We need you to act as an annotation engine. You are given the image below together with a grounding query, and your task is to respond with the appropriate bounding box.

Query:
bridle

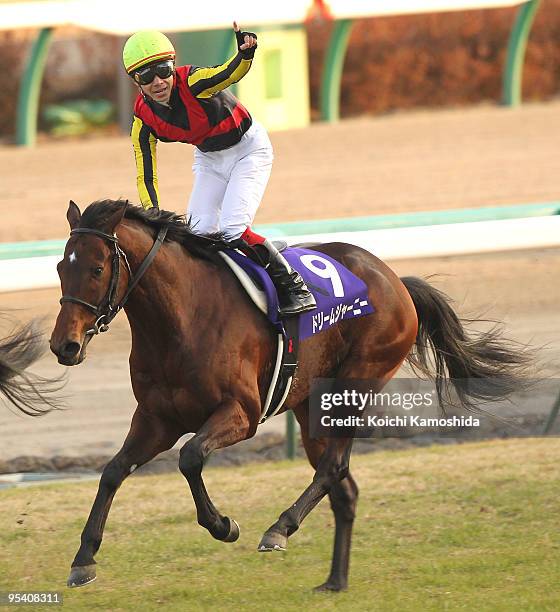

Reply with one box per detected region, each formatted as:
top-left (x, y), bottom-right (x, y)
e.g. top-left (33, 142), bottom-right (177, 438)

top-left (60, 225), bottom-right (168, 336)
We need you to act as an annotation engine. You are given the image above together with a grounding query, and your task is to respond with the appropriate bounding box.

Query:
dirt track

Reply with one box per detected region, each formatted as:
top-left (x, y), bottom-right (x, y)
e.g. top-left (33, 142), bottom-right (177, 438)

top-left (1, 101), bottom-right (559, 462)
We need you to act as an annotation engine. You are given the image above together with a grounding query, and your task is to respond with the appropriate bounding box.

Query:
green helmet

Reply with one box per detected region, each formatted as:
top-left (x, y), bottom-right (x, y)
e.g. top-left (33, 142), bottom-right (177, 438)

top-left (122, 31), bottom-right (176, 74)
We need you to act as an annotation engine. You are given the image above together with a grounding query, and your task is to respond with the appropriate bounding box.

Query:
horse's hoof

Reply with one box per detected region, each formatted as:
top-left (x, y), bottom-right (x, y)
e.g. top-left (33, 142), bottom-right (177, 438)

top-left (313, 581), bottom-right (346, 593)
top-left (257, 530), bottom-right (287, 552)
top-left (222, 517), bottom-right (240, 543)
top-left (67, 564), bottom-right (97, 588)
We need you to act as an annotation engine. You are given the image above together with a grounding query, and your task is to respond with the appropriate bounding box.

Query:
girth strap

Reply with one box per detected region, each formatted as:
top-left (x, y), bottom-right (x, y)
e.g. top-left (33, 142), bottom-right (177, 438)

top-left (259, 317), bottom-right (300, 423)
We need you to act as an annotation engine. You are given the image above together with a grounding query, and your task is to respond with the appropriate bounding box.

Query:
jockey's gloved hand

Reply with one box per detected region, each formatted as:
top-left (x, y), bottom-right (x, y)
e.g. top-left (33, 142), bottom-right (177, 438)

top-left (234, 22), bottom-right (258, 59)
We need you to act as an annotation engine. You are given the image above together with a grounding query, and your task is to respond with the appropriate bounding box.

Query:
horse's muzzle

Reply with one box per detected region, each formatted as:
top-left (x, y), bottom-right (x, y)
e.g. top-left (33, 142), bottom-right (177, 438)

top-left (50, 337), bottom-right (87, 366)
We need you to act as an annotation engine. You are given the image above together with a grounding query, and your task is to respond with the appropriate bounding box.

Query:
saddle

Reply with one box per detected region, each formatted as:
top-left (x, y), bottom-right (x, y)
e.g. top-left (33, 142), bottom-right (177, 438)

top-left (219, 243), bottom-right (375, 424)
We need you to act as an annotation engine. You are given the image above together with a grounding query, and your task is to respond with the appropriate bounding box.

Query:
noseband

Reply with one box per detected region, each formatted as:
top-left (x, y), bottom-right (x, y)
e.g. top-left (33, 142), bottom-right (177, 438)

top-left (60, 226), bottom-right (168, 335)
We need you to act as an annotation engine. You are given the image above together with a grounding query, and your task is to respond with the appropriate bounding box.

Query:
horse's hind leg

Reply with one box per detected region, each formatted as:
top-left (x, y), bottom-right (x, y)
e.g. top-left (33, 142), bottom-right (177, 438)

top-left (259, 343), bottom-right (407, 590)
top-left (318, 473), bottom-right (358, 592)
top-left (258, 432), bottom-right (354, 554)
top-left (68, 409), bottom-right (179, 588)
top-left (299, 408), bottom-right (359, 591)
top-left (259, 404), bottom-right (358, 591)
top-left (178, 399), bottom-right (256, 542)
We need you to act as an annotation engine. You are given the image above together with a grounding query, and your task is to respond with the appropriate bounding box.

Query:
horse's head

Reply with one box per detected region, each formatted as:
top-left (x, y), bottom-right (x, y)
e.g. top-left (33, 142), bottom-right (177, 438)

top-left (50, 200), bottom-right (128, 365)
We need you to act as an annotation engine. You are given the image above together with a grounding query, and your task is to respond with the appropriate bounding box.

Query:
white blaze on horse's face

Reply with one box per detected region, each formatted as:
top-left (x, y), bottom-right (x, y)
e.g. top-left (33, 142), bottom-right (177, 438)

top-left (68, 251), bottom-right (77, 264)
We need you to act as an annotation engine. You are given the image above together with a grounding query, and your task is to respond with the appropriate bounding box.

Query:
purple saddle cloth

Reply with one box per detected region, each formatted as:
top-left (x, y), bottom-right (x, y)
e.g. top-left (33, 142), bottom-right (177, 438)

top-left (224, 246), bottom-right (375, 340)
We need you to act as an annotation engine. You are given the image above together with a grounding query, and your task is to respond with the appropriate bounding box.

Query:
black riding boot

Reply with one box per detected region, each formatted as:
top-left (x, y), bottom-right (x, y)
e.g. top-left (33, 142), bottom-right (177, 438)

top-left (254, 240), bottom-right (317, 317)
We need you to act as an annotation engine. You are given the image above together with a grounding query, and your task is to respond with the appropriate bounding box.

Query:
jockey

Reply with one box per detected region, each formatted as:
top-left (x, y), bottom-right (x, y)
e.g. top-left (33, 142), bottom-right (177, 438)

top-left (122, 26), bottom-right (316, 317)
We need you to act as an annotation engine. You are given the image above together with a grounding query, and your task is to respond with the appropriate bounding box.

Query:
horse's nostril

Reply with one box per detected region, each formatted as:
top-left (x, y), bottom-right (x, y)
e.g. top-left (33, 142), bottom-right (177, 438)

top-left (61, 341), bottom-right (81, 359)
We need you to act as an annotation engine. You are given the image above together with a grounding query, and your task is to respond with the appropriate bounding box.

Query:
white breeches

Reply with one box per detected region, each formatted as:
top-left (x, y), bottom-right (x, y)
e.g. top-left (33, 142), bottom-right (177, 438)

top-left (187, 120), bottom-right (274, 241)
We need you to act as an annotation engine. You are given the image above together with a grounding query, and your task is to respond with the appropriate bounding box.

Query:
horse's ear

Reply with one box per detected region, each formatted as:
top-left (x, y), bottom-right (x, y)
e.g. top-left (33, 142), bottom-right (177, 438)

top-left (67, 200), bottom-right (81, 230)
top-left (104, 200), bottom-right (128, 234)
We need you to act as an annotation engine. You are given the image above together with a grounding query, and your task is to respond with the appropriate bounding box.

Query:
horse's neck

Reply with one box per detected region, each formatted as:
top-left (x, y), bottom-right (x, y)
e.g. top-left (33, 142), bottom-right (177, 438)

top-left (121, 230), bottom-right (218, 351)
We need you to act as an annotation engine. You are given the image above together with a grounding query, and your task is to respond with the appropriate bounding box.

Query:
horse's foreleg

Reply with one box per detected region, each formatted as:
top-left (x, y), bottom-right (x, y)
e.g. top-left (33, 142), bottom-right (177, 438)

top-left (68, 409), bottom-right (178, 588)
top-left (258, 435), bottom-right (354, 554)
top-left (179, 400), bottom-right (255, 542)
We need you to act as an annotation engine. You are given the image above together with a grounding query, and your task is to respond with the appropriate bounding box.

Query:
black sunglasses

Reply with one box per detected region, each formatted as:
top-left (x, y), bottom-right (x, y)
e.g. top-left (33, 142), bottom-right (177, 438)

top-left (133, 60), bottom-right (175, 85)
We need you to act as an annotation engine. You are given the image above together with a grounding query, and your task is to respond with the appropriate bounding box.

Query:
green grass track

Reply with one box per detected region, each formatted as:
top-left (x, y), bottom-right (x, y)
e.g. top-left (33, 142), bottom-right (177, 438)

top-left (1, 438), bottom-right (559, 611)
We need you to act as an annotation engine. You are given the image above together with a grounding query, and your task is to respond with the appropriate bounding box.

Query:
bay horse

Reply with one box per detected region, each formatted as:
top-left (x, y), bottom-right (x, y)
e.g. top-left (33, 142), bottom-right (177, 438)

top-left (50, 199), bottom-right (529, 591)
top-left (0, 316), bottom-right (62, 415)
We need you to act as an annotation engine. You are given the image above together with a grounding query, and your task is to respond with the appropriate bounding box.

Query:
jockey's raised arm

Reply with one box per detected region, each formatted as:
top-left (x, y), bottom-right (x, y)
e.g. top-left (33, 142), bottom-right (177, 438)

top-left (123, 27), bottom-right (316, 317)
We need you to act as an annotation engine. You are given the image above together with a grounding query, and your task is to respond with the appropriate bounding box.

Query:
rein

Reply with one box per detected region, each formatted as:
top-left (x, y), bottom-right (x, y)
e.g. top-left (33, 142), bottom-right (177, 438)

top-left (60, 225), bottom-right (168, 335)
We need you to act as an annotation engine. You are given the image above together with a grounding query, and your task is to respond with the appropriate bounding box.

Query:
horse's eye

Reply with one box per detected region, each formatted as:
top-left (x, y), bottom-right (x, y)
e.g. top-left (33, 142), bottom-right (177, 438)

top-left (93, 266), bottom-right (103, 277)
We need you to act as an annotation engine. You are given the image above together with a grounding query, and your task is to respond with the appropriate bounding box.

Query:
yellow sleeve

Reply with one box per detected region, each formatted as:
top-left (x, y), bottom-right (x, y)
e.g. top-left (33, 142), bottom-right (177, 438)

top-left (131, 116), bottom-right (159, 209)
top-left (187, 52), bottom-right (252, 99)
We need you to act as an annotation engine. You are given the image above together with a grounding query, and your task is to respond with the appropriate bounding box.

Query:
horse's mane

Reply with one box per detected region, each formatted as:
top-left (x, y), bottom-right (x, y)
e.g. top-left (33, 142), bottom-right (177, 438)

top-left (80, 199), bottom-right (230, 261)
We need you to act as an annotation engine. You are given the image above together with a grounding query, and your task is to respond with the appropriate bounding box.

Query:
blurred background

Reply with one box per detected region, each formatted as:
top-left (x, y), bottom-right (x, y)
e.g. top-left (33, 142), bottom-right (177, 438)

top-left (1, 0), bottom-right (559, 473)
top-left (0, 1), bottom-right (559, 142)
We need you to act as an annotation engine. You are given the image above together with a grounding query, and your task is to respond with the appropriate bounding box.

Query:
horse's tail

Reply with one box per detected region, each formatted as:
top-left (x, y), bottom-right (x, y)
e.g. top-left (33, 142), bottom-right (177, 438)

top-left (0, 319), bottom-right (64, 416)
top-left (400, 276), bottom-right (532, 412)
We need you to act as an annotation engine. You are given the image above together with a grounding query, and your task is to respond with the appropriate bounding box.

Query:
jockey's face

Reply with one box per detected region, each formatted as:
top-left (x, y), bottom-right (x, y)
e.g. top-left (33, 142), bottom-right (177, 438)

top-left (140, 73), bottom-right (174, 105)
